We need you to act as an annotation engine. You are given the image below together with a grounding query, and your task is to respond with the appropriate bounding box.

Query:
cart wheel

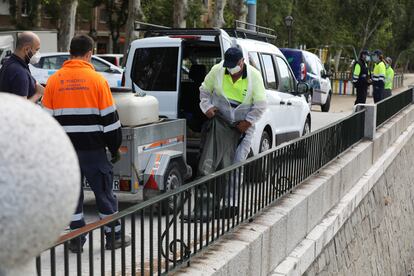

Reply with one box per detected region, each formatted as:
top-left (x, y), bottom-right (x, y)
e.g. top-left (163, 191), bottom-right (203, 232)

top-left (161, 161), bottom-right (184, 215)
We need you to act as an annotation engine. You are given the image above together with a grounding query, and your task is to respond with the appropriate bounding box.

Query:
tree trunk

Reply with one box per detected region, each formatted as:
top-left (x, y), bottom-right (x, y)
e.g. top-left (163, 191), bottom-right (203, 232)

top-left (15, 0), bottom-right (22, 25)
top-left (212, 0), bottom-right (226, 27)
top-left (334, 49), bottom-right (342, 72)
top-left (228, 0), bottom-right (247, 22)
top-left (58, 0), bottom-right (78, 52)
top-left (35, 1), bottom-right (42, 29)
top-left (173, 0), bottom-right (187, 28)
top-left (123, 0), bottom-right (144, 65)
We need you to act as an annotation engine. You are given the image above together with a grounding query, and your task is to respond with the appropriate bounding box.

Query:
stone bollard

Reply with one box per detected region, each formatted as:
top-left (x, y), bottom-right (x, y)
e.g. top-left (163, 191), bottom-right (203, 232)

top-left (0, 94), bottom-right (80, 276)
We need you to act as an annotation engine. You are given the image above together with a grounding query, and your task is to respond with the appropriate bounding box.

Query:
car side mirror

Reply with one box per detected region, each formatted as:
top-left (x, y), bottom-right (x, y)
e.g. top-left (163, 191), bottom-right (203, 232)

top-left (296, 82), bottom-right (309, 94)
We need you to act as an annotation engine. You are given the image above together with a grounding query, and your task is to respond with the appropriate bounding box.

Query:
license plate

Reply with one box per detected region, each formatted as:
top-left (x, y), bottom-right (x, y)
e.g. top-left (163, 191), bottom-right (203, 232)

top-left (82, 177), bottom-right (120, 191)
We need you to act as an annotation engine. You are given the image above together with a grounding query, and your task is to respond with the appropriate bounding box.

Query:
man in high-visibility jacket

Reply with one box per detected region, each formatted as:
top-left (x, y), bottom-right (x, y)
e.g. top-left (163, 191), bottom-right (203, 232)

top-left (198, 47), bottom-right (266, 214)
top-left (384, 57), bottom-right (394, 99)
top-left (200, 47), bottom-right (267, 163)
top-left (372, 49), bottom-right (387, 103)
top-left (352, 50), bottom-right (371, 105)
top-left (42, 35), bottom-right (130, 253)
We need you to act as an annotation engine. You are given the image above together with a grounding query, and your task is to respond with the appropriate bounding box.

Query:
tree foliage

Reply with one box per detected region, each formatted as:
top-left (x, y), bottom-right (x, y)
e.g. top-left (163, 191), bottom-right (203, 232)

top-left (6, 0), bottom-right (414, 69)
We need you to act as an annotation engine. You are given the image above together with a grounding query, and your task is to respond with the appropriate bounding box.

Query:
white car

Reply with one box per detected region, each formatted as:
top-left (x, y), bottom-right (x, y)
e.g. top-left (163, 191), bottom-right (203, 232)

top-left (96, 54), bottom-right (124, 68)
top-left (29, 52), bottom-right (123, 87)
top-left (123, 28), bottom-right (311, 169)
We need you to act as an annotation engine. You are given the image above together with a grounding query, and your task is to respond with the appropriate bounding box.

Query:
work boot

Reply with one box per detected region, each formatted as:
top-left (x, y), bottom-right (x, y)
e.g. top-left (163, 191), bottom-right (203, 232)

top-left (218, 206), bottom-right (239, 219)
top-left (105, 235), bottom-right (131, 250)
top-left (181, 188), bottom-right (215, 222)
top-left (68, 236), bottom-right (86, 254)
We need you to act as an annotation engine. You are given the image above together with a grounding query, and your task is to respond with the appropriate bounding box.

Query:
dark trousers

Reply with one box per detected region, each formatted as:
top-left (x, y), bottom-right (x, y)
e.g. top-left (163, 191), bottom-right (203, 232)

top-left (373, 85), bottom-right (384, 103)
top-left (355, 85), bottom-right (368, 105)
top-left (384, 89), bottom-right (392, 99)
top-left (70, 148), bottom-right (120, 241)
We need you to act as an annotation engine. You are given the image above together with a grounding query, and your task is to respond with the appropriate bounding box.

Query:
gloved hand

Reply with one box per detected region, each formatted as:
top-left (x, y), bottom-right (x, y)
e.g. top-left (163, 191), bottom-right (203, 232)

top-left (111, 150), bottom-right (121, 164)
top-left (236, 120), bottom-right (252, 133)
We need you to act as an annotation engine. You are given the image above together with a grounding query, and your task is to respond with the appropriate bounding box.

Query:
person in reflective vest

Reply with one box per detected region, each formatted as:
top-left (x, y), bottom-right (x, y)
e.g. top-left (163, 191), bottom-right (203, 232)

top-left (42, 35), bottom-right (130, 253)
top-left (352, 50), bottom-right (371, 105)
top-left (200, 47), bottom-right (267, 163)
top-left (372, 49), bottom-right (387, 103)
top-left (384, 57), bottom-right (394, 99)
top-left (197, 47), bottom-right (267, 216)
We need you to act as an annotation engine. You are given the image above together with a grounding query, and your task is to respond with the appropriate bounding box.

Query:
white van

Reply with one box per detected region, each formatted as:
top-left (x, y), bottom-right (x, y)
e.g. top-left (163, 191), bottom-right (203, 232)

top-left (123, 27), bottom-right (311, 170)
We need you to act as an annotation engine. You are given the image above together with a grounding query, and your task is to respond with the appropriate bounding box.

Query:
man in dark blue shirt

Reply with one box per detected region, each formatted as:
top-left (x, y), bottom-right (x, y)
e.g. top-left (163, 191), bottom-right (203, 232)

top-left (0, 31), bottom-right (43, 102)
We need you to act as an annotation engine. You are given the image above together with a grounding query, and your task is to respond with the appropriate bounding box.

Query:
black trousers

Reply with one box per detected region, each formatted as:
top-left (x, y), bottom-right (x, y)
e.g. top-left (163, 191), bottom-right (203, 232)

top-left (373, 85), bottom-right (384, 103)
top-left (355, 85), bottom-right (368, 105)
top-left (384, 89), bottom-right (392, 99)
top-left (70, 148), bottom-right (120, 241)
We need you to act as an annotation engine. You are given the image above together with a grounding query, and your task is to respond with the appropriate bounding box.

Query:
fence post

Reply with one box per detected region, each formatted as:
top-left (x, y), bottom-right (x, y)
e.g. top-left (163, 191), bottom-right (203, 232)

top-left (355, 104), bottom-right (377, 139)
top-left (409, 85), bottom-right (414, 103)
top-left (0, 94), bottom-right (80, 275)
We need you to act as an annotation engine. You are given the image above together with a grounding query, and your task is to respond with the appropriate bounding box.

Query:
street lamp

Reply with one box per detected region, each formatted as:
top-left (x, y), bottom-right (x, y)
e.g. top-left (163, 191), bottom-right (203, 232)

top-left (284, 15), bottom-right (294, 48)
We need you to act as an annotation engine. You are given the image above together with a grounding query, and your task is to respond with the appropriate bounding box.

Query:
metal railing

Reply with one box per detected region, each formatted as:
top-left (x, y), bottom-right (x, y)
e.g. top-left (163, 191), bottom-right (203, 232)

top-left (36, 110), bottom-right (366, 276)
top-left (376, 88), bottom-right (413, 128)
top-left (331, 72), bottom-right (404, 95)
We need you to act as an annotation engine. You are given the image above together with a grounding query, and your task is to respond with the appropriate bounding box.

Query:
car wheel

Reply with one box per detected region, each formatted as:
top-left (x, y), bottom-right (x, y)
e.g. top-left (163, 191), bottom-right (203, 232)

top-left (302, 117), bottom-right (311, 136)
top-left (259, 131), bottom-right (271, 153)
top-left (307, 92), bottom-right (312, 109)
top-left (295, 117), bottom-right (311, 159)
top-left (321, 93), bottom-right (331, 112)
top-left (161, 161), bottom-right (183, 215)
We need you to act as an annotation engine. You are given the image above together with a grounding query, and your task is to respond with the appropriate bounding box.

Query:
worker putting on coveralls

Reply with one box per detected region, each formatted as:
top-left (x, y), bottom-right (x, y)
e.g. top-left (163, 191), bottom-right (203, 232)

top-left (187, 47), bottom-right (266, 221)
top-left (372, 49), bottom-right (387, 103)
top-left (352, 50), bottom-right (371, 105)
top-left (42, 35), bottom-right (130, 253)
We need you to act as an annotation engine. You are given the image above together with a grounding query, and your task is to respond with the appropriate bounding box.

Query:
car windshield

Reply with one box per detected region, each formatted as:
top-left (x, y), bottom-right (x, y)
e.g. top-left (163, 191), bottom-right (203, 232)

top-left (131, 47), bottom-right (179, 91)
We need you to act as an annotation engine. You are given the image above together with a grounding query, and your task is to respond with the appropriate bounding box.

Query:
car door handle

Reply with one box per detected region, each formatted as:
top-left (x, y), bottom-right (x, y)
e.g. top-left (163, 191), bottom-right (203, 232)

top-left (280, 101), bottom-right (286, 105)
top-left (287, 102), bottom-right (292, 106)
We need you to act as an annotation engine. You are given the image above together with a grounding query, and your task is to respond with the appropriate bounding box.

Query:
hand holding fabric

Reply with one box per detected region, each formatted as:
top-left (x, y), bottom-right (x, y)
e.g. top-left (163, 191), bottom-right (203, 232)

top-left (236, 120), bottom-right (251, 133)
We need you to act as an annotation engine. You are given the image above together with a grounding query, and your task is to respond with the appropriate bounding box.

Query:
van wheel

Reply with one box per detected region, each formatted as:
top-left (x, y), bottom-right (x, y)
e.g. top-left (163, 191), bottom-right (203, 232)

top-left (321, 93), bottom-right (331, 112)
top-left (306, 91), bottom-right (312, 108)
top-left (161, 161), bottom-right (183, 215)
top-left (246, 131), bottom-right (271, 183)
top-left (303, 118), bottom-right (311, 136)
top-left (259, 131), bottom-right (271, 153)
top-left (295, 118), bottom-right (311, 159)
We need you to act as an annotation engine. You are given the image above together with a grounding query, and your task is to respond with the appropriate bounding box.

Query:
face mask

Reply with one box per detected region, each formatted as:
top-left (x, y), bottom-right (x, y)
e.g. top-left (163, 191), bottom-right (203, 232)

top-left (372, 55), bottom-right (379, 63)
top-left (228, 65), bottom-right (242, 75)
top-left (29, 51), bottom-right (41, 65)
top-left (364, 56), bottom-right (371, 62)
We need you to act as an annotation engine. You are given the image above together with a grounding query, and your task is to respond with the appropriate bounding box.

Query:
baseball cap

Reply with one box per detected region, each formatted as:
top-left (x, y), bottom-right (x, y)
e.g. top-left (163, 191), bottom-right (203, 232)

top-left (223, 47), bottom-right (243, 68)
top-left (372, 49), bottom-right (383, 56)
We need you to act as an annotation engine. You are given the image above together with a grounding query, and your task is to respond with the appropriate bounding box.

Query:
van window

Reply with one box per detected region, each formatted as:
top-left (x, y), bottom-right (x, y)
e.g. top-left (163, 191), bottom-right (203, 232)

top-left (261, 54), bottom-right (277, 90)
top-left (132, 47), bottom-right (179, 91)
top-left (248, 52), bottom-right (262, 72)
top-left (275, 56), bottom-right (295, 93)
top-left (303, 53), bottom-right (315, 75)
top-left (316, 60), bottom-right (325, 76)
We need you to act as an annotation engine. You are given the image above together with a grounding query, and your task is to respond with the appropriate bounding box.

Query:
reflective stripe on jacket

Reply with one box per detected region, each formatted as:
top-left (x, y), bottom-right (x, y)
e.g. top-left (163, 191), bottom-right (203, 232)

top-left (42, 59), bottom-right (122, 154)
top-left (372, 61), bottom-right (386, 85)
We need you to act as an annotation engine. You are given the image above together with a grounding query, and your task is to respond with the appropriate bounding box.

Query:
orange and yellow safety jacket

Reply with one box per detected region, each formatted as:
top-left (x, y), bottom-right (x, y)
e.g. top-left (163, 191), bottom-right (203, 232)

top-left (42, 59), bottom-right (122, 154)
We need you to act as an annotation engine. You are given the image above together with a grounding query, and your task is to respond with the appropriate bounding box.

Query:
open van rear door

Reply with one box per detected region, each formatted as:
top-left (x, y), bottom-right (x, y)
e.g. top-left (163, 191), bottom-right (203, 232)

top-left (128, 39), bottom-right (182, 118)
top-left (220, 29), bottom-right (233, 55)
